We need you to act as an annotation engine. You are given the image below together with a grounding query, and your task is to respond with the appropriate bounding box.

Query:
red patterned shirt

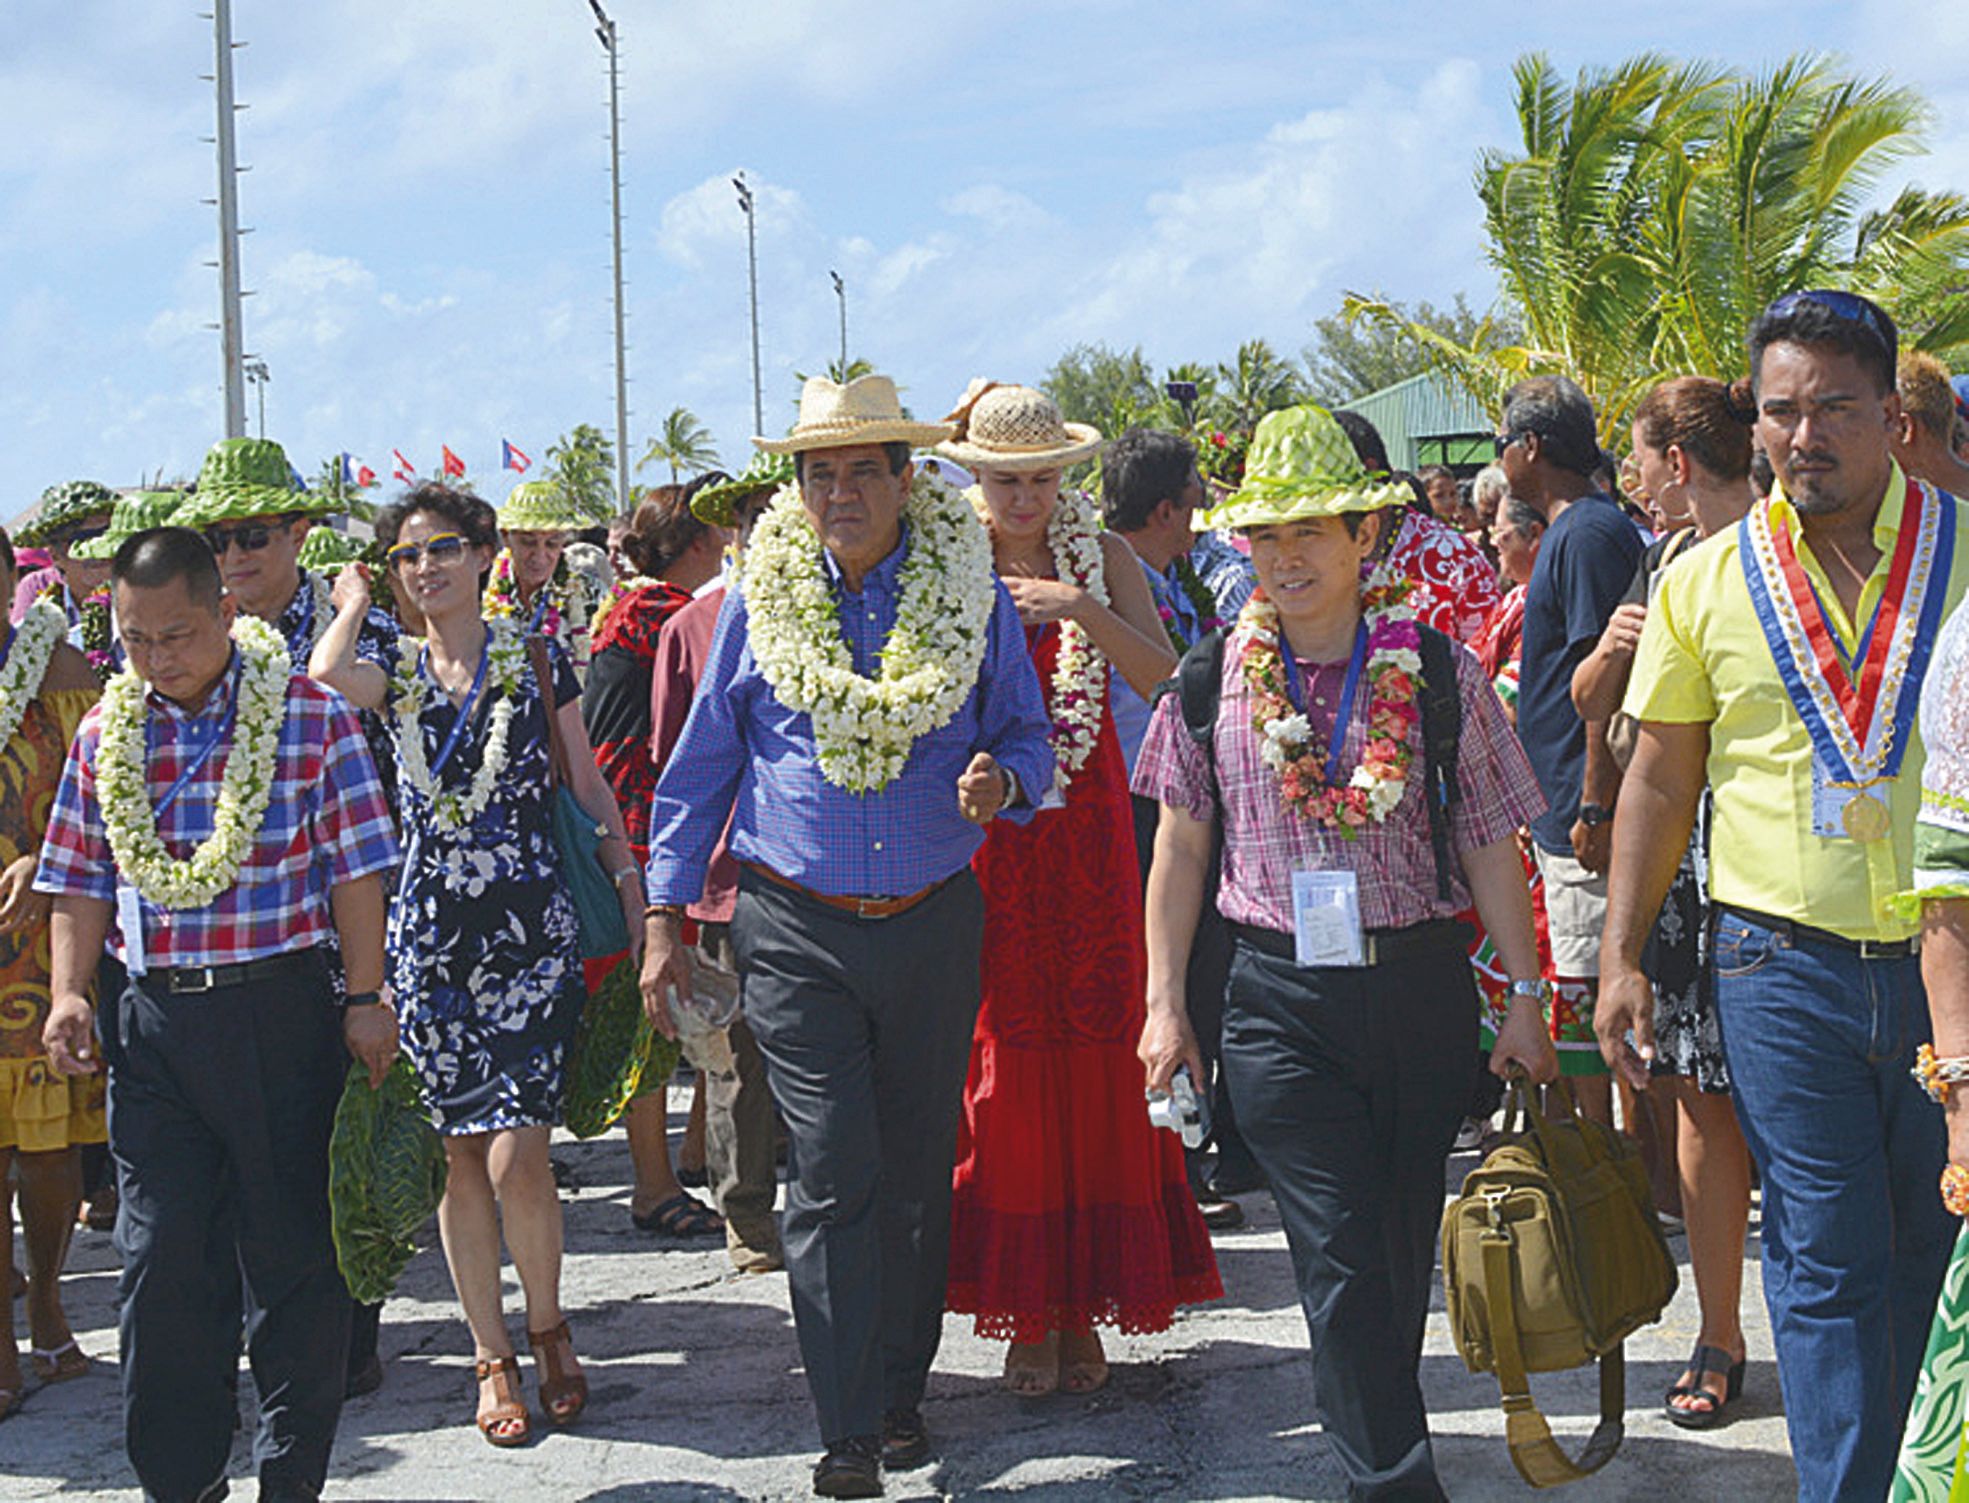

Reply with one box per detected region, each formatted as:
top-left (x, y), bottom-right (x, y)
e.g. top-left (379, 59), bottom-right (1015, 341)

top-left (1131, 625), bottom-right (1544, 933)
top-left (1384, 510), bottom-right (1501, 644)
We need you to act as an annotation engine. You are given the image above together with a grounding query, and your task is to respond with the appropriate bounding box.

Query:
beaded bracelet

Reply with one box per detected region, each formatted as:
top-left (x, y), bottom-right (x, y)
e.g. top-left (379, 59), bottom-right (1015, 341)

top-left (1943, 1164), bottom-right (1969, 1218)
top-left (1913, 1044), bottom-right (1969, 1105)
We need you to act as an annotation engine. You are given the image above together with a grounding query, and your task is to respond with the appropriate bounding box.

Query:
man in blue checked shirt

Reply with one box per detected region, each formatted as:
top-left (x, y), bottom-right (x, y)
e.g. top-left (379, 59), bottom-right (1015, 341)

top-left (37, 527), bottom-right (398, 1503)
top-left (641, 374), bottom-right (1053, 1500)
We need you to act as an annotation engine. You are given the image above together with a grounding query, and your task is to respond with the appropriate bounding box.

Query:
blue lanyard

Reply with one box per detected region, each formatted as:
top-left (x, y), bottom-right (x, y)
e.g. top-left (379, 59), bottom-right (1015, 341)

top-left (1280, 621), bottom-right (1368, 785)
top-left (528, 590), bottom-right (551, 634)
top-left (425, 638), bottom-right (491, 780)
top-left (148, 657), bottom-right (243, 820)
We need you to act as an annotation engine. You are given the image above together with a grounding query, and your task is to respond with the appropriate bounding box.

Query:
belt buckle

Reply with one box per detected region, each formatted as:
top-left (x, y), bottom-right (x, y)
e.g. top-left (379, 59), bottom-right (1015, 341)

top-left (855, 896), bottom-right (886, 920)
top-left (171, 966), bottom-right (217, 994)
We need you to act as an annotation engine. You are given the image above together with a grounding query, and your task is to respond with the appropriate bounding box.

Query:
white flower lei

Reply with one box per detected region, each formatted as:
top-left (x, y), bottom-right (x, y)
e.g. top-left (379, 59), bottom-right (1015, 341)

top-left (96, 614), bottom-right (291, 909)
top-left (970, 487), bottom-right (1109, 788)
top-left (743, 468), bottom-right (996, 792)
top-left (391, 616), bottom-right (529, 831)
top-left (0, 599), bottom-right (66, 751)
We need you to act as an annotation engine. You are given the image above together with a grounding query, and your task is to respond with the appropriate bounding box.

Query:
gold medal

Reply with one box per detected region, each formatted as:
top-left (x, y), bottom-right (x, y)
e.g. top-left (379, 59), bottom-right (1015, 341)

top-left (1841, 791), bottom-right (1891, 842)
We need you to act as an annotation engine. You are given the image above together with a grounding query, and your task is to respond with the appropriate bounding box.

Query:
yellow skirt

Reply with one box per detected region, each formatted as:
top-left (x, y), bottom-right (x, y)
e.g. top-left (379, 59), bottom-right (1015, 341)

top-left (0, 1055), bottom-right (107, 1153)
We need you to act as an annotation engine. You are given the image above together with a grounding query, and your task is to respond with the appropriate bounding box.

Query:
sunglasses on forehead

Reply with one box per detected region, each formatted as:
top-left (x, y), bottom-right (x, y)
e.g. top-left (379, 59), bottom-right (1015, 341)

top-left (386, 533), bottom-right (468, 570)
top-left (1766, 288), bottom-right (1894, 346)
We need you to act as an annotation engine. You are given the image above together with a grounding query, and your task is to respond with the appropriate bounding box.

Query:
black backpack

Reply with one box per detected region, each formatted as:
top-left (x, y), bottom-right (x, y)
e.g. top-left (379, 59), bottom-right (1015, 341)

top-left (1160, 624), bottom-right (1465, 901)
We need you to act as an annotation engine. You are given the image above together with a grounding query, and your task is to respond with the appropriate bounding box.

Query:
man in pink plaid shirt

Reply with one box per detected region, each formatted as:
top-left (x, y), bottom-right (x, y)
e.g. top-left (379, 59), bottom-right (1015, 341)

top-left (35, 527), bottom-right (397, 1503)
top-left (1134, 405), bottom-right (1556, 1503)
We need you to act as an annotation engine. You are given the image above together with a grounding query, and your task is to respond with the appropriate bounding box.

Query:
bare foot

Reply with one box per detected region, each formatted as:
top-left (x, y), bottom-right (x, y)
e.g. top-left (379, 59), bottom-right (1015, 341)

top-left (1060, 1328), bottom-right (1108, 1394)
top-left (1002, 1333), bottom-right (1059, 1397)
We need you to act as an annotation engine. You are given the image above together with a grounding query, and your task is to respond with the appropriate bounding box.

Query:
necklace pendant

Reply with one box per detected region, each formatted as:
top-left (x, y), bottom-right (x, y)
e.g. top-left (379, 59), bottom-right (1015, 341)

top-left (1841, 791), bottom-right (1891, 842)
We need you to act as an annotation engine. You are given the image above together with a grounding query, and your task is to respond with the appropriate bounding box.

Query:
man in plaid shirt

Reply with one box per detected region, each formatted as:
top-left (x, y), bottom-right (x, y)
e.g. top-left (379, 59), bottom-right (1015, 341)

top-left (35, 528), bottom-right (397, 1503)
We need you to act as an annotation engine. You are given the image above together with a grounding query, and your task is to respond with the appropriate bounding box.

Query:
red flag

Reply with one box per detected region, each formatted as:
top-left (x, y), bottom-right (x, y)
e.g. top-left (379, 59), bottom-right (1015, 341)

top-left (391, 449), bottom-right (417, 482)
top-left (441, 446), bottom-right (466, 478)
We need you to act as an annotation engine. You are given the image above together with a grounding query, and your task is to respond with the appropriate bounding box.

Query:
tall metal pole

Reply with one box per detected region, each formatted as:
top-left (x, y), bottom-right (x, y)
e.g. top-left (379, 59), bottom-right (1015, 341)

top-left (734, 174), bottom-right (762, 435)
top-left (590, 2), bottom-right (630, 515)
top-left (830, 270), bottom-right (847, 375)
top-left (212, 0), bottom-right (247, 438)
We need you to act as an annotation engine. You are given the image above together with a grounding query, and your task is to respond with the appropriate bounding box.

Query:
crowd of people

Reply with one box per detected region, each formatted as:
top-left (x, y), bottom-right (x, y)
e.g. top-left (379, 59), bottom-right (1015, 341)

top-left (5, 287), bottom-right (1969, 1502)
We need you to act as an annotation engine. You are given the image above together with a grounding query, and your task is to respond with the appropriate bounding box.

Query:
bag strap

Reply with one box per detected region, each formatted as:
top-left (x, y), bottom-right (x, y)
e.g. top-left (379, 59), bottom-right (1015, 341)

top-left (1418, 625), bottom-right (1463, 903)
top-left (1152, 627), bottom-right (1228, 812)
top-left (526, 635), bottom-right (573, 791)
top-left (1480, 1225), bottom-right (1626, 1487)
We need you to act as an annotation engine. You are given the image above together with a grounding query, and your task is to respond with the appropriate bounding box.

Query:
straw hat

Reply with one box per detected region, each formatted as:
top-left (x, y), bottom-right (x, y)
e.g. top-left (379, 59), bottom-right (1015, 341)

top-left (691, 453), bottom-right (794, 527)
top-left (70, 491), bottom-right (188, 560)
top-left (497, 480), bottom-right (585, 533)
top-left (175, 438), bottom-right (336, 529)
top-left (15, 479), bottom-right (118, 547)
top-left (1198, 405), bottom-right (1410, 531)
top-left (935, 380), bottom-right (1103, 472)
top-left (754, 374), bottom-right (954, 456)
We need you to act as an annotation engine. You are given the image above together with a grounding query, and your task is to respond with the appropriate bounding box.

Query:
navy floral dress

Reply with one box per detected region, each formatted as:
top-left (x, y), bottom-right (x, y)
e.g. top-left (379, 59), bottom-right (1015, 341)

top-left (387, 633), bottom-right (585, 1134)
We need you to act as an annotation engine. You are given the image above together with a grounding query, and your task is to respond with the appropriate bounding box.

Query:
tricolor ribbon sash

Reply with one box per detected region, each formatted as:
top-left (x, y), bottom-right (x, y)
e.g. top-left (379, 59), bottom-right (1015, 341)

top-left (1740, 478), bottom-right (1954, 797)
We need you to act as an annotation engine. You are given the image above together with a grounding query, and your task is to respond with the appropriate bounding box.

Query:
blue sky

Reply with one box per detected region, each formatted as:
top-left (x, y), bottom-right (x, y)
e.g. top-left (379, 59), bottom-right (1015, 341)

top-left (4, 0), bottom-right (1966, 518)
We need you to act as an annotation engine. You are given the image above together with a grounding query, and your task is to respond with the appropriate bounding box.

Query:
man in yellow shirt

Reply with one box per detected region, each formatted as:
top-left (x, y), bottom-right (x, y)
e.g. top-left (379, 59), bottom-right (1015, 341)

top-left (1600, 290), bottom-right (1964, 1501)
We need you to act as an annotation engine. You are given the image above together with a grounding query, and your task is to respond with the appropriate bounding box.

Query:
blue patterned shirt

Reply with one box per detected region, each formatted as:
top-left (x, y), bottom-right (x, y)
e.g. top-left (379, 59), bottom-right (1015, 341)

top-left (645, 532), bottom-right (1055, 902)
top-left (1111, 535), bottom-right (1258, 772)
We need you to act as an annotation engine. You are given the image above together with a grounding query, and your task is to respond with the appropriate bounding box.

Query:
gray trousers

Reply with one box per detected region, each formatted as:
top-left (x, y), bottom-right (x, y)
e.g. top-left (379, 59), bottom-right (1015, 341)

top-left (730, 867), bottom-right (984, 1445)
top-left (692, 926), bottom-right (782, 1265)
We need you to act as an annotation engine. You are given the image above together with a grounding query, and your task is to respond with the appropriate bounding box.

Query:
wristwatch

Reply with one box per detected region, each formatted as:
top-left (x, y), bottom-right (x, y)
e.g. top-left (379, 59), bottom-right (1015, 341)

top-left (1507, 978), bottom-right (1554, 1007)
top-left (340, 989), bottom-right (385, 1012)
top-left (1577, 802), bottom-right (1614, 827)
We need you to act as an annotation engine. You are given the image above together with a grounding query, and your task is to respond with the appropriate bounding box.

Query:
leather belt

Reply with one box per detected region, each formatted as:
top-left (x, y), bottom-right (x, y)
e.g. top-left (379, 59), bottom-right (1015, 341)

top-left (1715, 904), bottom-right (1919, 960)
top-left (741, 862), bottom-right (947, 921)
top-left (157, 949), bottom-right (317, 995)
top-left (1231, 918), bottom-right (1468, 968)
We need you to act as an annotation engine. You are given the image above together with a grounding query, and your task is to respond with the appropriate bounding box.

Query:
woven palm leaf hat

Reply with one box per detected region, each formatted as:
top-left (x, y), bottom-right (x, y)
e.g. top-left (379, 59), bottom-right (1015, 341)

top-left (496, 479), bottom-right (587, 533)
top-left (753, 373), bottom-right (954, 455)
top-left (691, 453), bottom-right (795, 527)
top-left (295, 525), bottom-right (368, 572)
top-left (935, 379), bottom-right (1104, 472)
top-left (1198, 403), bottom-right (1410, 531)
top-left (176, 438), bottom-right (337, 528)
top-left (70, 491), bottom-right (189, 560)
top-left (15, 479), bottom-right (118, 547)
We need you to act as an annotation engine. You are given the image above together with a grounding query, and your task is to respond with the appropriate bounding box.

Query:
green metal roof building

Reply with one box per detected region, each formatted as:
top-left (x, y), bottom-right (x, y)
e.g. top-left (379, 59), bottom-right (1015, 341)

top-left (1337, 371), bottom-right (1494, 475)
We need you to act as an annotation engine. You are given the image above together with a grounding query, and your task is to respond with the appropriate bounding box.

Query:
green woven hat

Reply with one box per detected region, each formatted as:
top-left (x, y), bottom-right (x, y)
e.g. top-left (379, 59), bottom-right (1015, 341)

top-left (1198, 404), bottom-right (1410, 531)
top-left (70, 490), bottom-right (187, 559)
top-left (690, 453), bottom-right (794, 526)
top-left (497, 479), bottom-right (584, 533)
top-left (177, 438), bottom-right (334, 527)
top-left (16, 479), bottom-right (118, 547)
top-left (296, 525), bottom-right (368, 573)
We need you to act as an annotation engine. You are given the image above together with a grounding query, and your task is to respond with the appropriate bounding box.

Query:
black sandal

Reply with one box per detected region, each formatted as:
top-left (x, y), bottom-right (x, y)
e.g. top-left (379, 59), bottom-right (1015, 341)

top-left (1663, 1343), bottom-right (1745, 1429)
top-left (631, 1192), bottom-right (724, 1239)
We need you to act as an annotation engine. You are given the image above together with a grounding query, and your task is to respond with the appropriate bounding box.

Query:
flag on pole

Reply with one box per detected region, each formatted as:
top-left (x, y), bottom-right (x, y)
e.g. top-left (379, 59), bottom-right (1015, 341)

top-left (391, 449), bottom-right (417, 482)
top-left (341, 453), bottom-right (378, 488)
top-left (441, 446), bottom-right (466, 479)
top-left (289, 465), bottom-right (310, 491)
top-left (501, 439), bottom-right (532, 473)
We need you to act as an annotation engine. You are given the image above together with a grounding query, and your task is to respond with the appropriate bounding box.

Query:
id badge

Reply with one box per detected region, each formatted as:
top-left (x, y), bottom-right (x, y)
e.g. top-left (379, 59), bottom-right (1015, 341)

top-left (115, 881), bottom-right (147, 977)
top-left (1809, 760), bottom-right (1893, 842)
top-left (1291, 869), bottom-right (1368, 968)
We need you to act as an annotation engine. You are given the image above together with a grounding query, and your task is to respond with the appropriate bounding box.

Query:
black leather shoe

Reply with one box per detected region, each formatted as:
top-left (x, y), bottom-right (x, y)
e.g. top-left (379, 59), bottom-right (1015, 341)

top-left (882, 1407), bottom-right (930, 1470)
top-left (813, 1436), bottom-right (883, 1498)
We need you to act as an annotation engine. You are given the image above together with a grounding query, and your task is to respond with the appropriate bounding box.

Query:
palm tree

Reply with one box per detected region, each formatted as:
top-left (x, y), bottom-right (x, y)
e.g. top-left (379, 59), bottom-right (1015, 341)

top-left (638, 407), bottom-right (721, 484)
top-left (545, 424), bottom-right (617, 520)
top-left (1211, 340), bottom-right (1308, 433)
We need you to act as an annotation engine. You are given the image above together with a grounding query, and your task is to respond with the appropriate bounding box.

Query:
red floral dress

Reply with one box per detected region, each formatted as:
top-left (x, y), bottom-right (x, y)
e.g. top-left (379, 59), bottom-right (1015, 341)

top-left (1384, 510), bottom-right (1500, 644)
top-left (948, 625), bottom-right (1222, 1342)
top-left (581, 580), bottom-right (694, 864)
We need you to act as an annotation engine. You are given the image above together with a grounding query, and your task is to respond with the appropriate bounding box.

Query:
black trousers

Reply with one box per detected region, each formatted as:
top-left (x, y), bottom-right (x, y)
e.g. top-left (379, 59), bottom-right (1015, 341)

top-left (1221, 929), bottom-right (1474, 1503)
top-left (100, 952), bottom-right (351, 1503)
top-left (731, 867), bottom-right (984, 1446)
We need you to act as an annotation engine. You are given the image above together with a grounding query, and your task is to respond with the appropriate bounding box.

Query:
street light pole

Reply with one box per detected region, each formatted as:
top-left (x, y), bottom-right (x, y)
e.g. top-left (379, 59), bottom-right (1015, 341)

top-left (244, 359), bottom-right (269, 438)
top-left (734, 173), bottom-right (763, 436)
top-left (210, 0), bottom-right (247, 438)
top-left (588, 0), bottom-right (630, 515)
top-left (830, 270), bottom-right (847, 376)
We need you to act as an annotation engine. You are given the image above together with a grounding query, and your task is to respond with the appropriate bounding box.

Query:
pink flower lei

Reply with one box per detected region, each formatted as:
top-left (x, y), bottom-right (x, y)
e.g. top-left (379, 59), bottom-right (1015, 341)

top-left (1238, 577), bottom-right (1422, 835)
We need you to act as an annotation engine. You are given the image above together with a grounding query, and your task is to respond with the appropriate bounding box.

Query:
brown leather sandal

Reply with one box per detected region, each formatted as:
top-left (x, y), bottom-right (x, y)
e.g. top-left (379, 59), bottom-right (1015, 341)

top-left (474, 1355), bottom-right (530, 1447)
top-left (527, 1320), bottom-right (587, 1426)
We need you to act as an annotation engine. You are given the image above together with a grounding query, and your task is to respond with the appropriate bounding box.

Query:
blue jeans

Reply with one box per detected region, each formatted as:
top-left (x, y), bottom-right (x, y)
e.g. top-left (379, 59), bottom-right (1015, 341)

top-left (1713, 913), bottom-right (1952, 1502)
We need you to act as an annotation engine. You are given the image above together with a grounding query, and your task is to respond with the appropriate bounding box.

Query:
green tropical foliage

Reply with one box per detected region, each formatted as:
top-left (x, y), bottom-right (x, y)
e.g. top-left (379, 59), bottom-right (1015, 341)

top-left (638, 406), bottom-right (721, 484)
top-left (545, 423), bottom-right (618, 519)
top-left (1346, 52), bottom-right (1969, 439)
top-left (1303, 295), bottom-right (1516, 404)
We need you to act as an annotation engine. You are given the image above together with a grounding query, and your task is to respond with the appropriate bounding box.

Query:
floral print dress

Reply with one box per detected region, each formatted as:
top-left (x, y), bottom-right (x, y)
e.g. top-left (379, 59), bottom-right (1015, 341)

top-left (387, 634), bottom-right (585, 1134)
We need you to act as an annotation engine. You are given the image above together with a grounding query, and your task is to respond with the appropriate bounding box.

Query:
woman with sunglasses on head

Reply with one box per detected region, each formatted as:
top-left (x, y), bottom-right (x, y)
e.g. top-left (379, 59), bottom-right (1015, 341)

top-left (311, 482), bottom-right (643, 1449)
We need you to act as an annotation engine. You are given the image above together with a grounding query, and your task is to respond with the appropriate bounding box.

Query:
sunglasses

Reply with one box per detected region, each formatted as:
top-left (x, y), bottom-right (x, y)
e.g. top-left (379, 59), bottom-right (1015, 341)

top-left (1766, 289), bottom-right (1894, 347)
top-left (203, 521), bottom-right (284, 554)
top-left (58, 525), bottom-right (109, 547)
top-left (386, 533), bottom-right (467, 570)
top-left (1493, 432), bottom-right (1524, 457)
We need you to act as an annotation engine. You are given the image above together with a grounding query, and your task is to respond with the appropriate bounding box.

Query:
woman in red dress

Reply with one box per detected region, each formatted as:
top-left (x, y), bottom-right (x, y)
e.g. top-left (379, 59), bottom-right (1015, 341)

top-left (939, 383), bottom-right (1221, 1396)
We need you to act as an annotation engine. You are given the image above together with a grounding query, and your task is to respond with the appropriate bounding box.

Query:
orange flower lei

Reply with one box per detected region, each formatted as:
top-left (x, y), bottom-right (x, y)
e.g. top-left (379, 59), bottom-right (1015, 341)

top-left (1238, 577), bottom-right (1422, 835)
top-left (1943, 1163), bottom-right (1969, 1217)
